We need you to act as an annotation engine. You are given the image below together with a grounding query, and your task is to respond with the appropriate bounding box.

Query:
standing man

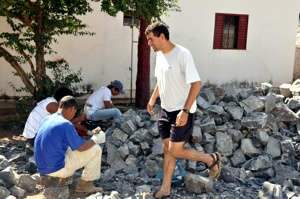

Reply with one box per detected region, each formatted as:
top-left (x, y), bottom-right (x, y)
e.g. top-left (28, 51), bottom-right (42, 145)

top-left (84, 80), bottom-right (124, 123)
top-left (34, 96), bottom-right (105, 193)
top-left (146, 22), bottom-right (221, 198)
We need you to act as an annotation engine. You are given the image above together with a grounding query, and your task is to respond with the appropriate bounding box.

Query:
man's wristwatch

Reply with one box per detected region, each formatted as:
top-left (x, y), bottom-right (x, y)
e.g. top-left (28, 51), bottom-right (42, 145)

top-left (182, 108), bottom-right (189, 113)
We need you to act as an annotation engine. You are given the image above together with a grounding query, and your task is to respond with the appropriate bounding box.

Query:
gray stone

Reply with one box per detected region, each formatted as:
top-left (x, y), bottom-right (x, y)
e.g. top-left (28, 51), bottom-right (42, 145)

top-left (286, 96), bottom-right (300, 110)
top-left (199, 118), bottom-right (216, 133)
top-left (149, 123), bottom-right (159, 137)
top-left (255, 129), bottom-right (269, 145)
top-left (201, 88), bottom-right (216, 104)
top-left (203, 133), bottom-right (215, 153)
top-left (279, 83), bottom-right (292, 97)
top-left (187, 160), bottom-right (197, 172)
top-left (216, 132), bottom-right (233, 156)
top-left (0, 157), bottom-right (9, 171)
top-left (264, 94), bottom-right (277, 113)
top-left (273, 163), bottom-right (300, 184)
top-left (106, 143), bottom-right (126, 171)
top-left (240, 95), bottom-right (265, 113)
top-left (124, 156), bottom-right (138, 173)
top-left (120, 119), bottom-right (137, 135)
top-left (0, 167), bottom-right (19, 187)
top-left (151, 138), bottom-right (163, 155)
top-left (150, 105), bottom-right (161, 121)
top-left (117, 144), bottom-right (130, 159)
top-left (271, 103), bottom-right (299, 122)
top-left (227, 129), bottom-right (243, 143)
top-left (128, 142), bottom-right (140, 156)
top-left (112, 128), bottom-right (128, 143)
top-left (224, 105), bottom-right (244, 120)
top-left (253, 167), bottom-right (275, 179)
top-left (18, 174), bottom-right (37, 193)
top-left (241, 139), bottom-right (261, 156)
top-left (239, 88), bottom-right (253, 100)
top-left (223, 85), bottom-right (240, 101)
top-left (43, 186), bottom-right (70, 199)
top-left (220, 166), bottom-right (239, 183)
top-left (244, 155), bottom-right (273, 171)
top-left (241, 112), bottom-right (268, 129)
top-left (265, 137), bottom-right (281, 158)
top-left (144, 159), bottom-right (160, 177)
top-left (197, 96), bottom-right (210, 109)
top-left (8, 152), bottom-right (26, 163)
top-left (129, 128), bottom-right (152, 143)
top-left (10, 186), bottom-right (25, 198)
top-left (102, 169), bottom-right (116, 181)
top-left (136, 185), bottom-right (151, 193)
top-left (140, 142), bottom-right (151, 154)
top-left (207, 105), bottom-right (225, 115)
top-left (290, 79), bottom-right (300, 96)
top-left (258, 181), bottom-right (283, 199)
top-left (0, 186), bottom-right (10, 199)
top-left (191, 125), bottom-right (202, 143)
top-left (184, 173), bottom-right (214, 193)
top-left (280, 139), bottom-right (295, 154)
top-left (231, 150), bottom-right (246, 167)
top-left (261, 82), bottom-right (273, 94)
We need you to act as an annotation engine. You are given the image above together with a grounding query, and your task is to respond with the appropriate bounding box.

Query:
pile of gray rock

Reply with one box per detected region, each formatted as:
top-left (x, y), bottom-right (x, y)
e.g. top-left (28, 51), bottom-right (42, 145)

top-left (1, 79), bottom-right (300, 198)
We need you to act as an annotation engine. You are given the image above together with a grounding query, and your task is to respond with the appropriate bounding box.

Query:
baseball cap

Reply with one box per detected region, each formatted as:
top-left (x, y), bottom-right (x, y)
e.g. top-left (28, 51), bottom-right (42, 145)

top-left (111, 80), bottom-right (124, 94)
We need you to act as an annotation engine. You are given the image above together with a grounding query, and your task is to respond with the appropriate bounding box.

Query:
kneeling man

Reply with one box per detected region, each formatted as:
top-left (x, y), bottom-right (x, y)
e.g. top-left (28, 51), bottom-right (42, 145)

top-left (34, 96), bottom-right (105, 193)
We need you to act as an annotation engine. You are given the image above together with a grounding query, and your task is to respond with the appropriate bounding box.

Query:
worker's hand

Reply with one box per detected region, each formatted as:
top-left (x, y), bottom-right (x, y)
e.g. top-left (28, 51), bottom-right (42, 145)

top-left (87, 127), bottom-right (102, 136)
top-left (147, 99), bottom-right (156, 115)
top-left (91, 130), bottom-right (106, 144)
top-left (176, 110), bottom-right (188, 127)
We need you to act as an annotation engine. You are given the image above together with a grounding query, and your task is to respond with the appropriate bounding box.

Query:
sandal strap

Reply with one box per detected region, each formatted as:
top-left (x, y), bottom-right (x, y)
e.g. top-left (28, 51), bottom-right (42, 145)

top-left (208, 153), bottom-right (220, 169)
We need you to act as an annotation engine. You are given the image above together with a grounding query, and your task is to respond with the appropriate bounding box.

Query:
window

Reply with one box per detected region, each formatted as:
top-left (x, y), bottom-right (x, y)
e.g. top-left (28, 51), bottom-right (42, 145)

top-left (213, 13), bottom-right (249, 50)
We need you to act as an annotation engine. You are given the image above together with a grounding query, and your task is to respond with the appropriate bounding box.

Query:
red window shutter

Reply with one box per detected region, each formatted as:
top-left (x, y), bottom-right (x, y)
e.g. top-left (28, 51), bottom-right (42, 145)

top-left (237, 15), bottom-right (249, 49)
top-left (213, 14), bottom-right (225, 49)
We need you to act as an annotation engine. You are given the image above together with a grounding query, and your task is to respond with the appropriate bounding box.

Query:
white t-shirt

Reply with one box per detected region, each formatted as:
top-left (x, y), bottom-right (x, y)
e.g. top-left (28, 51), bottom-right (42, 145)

top-left (155, 44), bottom-right (201, 113)
top-left (86, 86), bottom-right (112, 110)
top-left (22, 97), bottom-right (57, 139)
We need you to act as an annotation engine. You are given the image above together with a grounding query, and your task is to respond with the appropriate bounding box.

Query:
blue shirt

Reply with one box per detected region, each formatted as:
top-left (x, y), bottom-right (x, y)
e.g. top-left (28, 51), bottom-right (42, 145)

top-left (34, 113), bottom-right (85, 175)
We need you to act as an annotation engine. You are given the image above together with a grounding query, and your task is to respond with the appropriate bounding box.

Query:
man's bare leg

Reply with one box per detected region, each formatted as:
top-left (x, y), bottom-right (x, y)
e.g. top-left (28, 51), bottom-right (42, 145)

top-left (169, 142), bottom-right (220, 173)
top-left (155, 138), bottom-right (176, 198)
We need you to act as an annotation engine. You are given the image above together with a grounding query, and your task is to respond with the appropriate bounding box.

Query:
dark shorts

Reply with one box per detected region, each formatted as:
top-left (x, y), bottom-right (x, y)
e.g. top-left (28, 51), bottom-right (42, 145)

top-left (158, 109), bottom-right (194, 142)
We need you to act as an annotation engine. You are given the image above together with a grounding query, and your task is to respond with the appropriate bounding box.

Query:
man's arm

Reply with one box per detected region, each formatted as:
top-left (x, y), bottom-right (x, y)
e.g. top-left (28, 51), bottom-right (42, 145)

top-left (77, 140), bottom-right (96, 152)
top-left (176, 81), bottom-right (201, 127)
top-left (183, 80), bottom-right (201, 110)
top-left (103, 101), bottom-right (113, 108)
top-left (147, 84), bottom-right (160, 114)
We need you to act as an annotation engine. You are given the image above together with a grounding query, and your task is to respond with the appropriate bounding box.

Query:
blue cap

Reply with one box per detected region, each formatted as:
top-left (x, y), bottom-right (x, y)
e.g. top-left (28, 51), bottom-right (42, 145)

top-left (111, 80), bottom-right (124, 94)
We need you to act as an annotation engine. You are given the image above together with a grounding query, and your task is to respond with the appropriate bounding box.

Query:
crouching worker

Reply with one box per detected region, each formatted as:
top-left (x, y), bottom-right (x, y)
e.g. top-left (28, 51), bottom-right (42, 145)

top-left (34, 96), bottom-right (105, 193)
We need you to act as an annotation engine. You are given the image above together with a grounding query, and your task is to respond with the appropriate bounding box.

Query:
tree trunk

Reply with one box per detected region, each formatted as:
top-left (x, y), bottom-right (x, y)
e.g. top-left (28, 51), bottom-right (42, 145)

top-left (0, 46), bottom-right (35, 95)
top-left (135, 18), bottom-right (150, 109)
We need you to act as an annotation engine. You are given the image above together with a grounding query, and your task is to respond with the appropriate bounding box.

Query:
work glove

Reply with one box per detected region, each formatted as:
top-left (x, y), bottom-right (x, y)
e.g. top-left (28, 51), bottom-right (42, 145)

top-left (90, 127), bottom-right (106, 144)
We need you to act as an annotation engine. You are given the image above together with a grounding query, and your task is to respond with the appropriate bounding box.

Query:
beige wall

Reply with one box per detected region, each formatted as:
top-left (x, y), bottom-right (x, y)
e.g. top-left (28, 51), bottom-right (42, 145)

top-left (1, 1), bottom-right (300, 96)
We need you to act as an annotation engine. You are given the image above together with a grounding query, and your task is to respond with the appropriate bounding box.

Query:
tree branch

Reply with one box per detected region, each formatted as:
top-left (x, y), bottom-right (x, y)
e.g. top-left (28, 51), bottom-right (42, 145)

top-left (0, 46), bottom-right (35, 95)
top-left (19, 49), bottom-right (35, 75)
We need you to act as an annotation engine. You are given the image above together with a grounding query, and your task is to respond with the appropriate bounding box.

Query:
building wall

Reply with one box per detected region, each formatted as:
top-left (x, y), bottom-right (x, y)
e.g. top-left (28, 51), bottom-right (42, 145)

top-left (163, 0), bottom-right (300, 86)
top-left (0, 0), bottom-right (300, 96)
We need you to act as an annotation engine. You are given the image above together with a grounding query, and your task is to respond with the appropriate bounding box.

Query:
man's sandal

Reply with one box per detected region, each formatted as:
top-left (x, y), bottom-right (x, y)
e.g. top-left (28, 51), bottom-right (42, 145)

top-left (208, 152), bottom-right (222, 180)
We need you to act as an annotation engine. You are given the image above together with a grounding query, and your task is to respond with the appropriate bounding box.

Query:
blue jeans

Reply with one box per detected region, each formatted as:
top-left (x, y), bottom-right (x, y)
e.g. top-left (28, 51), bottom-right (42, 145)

top-left (88, 108), bottom-right (122, 122)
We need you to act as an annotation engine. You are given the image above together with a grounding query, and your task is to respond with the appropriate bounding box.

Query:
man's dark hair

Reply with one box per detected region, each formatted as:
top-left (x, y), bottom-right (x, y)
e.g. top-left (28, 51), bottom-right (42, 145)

top-left (59, 96), bottom-right (78, 109)
top-left (54, 87), bottom-right (73, 102)
top-left (145, 22), bottom-right (170, 40)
